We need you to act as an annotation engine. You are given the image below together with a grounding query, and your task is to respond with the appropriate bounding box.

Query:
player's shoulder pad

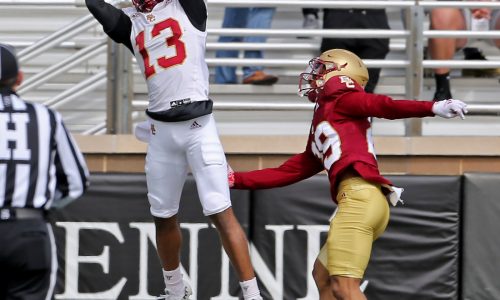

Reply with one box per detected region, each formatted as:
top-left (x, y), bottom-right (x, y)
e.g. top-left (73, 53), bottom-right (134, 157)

top-left (323, 75), bottom-right (364, 99)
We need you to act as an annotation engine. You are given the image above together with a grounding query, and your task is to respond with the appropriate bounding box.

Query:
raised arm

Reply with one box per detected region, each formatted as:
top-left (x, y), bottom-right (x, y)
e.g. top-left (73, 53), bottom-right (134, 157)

top-left (232, 151), bottom-right (324, 190)
top-left (51, 111), bottom-right (89, 208)
top-left (179, 0), bottom-right (207, 31)
top-left (85, 0), bottom-right (133, 51)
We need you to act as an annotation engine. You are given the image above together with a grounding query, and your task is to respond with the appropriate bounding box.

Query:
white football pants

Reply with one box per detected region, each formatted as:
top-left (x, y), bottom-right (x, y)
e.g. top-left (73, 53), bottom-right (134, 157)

top-left (145, 114), bottom-right (231, 218)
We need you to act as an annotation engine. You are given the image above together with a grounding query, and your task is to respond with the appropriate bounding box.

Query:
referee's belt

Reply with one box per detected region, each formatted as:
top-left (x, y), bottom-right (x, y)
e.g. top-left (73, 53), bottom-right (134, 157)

top-left (0, 208), bottom-right (45, 221)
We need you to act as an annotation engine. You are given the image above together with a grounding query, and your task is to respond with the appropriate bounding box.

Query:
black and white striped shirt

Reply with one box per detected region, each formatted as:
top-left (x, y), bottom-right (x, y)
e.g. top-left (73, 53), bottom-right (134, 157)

top-left (0, 89), bottom-right (89, 209)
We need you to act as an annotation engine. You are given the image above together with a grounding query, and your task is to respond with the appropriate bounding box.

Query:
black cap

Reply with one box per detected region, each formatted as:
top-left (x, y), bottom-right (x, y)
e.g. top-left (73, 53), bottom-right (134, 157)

top-left (0, 44), bottom-right (19, 82)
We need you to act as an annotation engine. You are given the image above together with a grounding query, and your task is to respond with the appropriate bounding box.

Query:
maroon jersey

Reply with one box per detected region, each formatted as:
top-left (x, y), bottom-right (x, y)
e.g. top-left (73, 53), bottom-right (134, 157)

top-left (233, 75), bottom-right (435, 202)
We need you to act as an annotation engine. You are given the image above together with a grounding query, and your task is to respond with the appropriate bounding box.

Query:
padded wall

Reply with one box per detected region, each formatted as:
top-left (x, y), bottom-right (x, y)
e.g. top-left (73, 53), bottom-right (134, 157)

top-left (51, 174), bottom-right (251, 299)
top-left (50, 173), bottom-right (464, 300)
top-left (462, 173), bottom-right (500, 300)
top-left (252, 175), bottom-right (461, 299)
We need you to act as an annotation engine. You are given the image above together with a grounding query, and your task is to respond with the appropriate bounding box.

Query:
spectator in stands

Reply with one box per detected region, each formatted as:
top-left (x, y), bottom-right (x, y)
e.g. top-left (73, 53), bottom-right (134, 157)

top-left (429, 2), bottom-right (500, 101)
top-left (215, 7), bottom-right (279, 85)
top-left (320, 8), bottom-right (390, 93)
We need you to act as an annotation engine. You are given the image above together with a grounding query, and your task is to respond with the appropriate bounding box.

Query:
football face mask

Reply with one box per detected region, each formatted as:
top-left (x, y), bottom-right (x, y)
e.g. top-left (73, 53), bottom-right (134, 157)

top-left (298, 58), bottom-right (339, 102)
top-left (132, 0), bottom-right (163, 12)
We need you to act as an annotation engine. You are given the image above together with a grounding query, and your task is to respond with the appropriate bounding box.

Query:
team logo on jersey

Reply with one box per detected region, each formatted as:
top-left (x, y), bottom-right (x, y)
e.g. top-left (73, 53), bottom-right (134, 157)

top-left (150, 124), bottom-right (156, 135)
top-left (146, 14), bottom-right (155, 22)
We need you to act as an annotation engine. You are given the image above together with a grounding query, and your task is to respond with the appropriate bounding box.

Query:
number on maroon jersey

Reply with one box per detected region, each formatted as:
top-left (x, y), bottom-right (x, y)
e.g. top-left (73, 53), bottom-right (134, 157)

top-left (135, 18), bottom-right (187, 79)
top-left (311, 121), bottom-right (341, 170)
top-left (311, 120), bottom-right (377, 171)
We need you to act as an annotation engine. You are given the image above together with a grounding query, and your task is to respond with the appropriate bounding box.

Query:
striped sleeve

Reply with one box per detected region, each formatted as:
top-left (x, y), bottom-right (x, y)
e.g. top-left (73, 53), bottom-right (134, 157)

top-left (51, 110), bottom-right (89, 208)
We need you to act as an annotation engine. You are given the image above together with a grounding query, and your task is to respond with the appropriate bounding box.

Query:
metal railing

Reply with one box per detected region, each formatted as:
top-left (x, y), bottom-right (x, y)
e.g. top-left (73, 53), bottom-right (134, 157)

top-left (3, 0), bottom-right (500, 135)
top-left (17, 14), bottom-right (98, 63)
top-left (18, 41), bottom-right (107, 94)
top-left (216, 103), bottom-right (500, 116)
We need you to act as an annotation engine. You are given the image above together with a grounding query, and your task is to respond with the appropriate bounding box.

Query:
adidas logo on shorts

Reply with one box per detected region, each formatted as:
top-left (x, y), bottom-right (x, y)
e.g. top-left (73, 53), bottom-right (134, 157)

top-left (190, 121), bottom-right (202, 129)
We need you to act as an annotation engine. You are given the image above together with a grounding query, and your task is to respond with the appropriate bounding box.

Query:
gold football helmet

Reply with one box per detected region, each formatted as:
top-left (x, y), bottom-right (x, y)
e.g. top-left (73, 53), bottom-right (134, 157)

top-left (298, 49), bottom-right (369, 102)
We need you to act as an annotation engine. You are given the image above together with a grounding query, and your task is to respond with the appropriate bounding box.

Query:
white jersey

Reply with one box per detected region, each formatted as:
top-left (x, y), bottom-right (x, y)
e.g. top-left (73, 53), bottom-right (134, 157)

top-left (123, 0), bottom-right (209, 112)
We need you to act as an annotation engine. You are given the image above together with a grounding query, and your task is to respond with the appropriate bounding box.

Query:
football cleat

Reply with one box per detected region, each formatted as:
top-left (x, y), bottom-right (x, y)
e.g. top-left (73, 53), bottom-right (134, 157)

top-left (157, 280), bottom-right (192, 300)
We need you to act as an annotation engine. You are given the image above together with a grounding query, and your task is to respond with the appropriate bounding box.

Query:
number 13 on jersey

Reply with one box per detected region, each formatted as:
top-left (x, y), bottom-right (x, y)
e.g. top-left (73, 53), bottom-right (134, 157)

top-left (135, 18), bottom-right (187, 79)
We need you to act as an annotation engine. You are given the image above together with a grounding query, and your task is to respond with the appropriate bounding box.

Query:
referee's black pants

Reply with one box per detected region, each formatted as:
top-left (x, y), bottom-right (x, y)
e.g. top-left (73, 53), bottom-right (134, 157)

top-left (0, 219), bottom-right (54, 300)
top-left (321, 9), bottom-right (390, 93)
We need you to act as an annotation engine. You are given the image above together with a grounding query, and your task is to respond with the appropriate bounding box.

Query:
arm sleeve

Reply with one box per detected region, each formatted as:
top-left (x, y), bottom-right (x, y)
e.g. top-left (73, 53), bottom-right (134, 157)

top-left (336, 92), bottom-right (435, 120)
top-left (86, 0), bottom-right (133, 51)
top-left (233, 151), bottom-right (324, 189)
top-left (51, 112), bottom-right (89, 208)
top-left (179, 0), bottom-right (207, 31)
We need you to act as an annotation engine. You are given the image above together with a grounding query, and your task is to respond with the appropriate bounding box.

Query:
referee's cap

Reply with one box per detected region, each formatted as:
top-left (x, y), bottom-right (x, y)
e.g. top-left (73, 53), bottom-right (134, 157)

top-left (0, 44), bottom-right (19, 82)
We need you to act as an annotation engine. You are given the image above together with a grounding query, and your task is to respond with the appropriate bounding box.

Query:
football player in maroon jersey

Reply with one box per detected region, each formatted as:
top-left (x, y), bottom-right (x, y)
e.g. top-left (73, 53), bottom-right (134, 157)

top-left (228, 49), bottom-right (468, 300)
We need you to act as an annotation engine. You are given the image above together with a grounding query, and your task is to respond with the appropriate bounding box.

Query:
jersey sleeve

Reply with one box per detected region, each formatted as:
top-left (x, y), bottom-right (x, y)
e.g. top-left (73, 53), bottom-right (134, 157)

top-left (179, 0), bottom-right (207, 31)
top-left (336, 92), bottom-right (435, 120)
top-left (51, 111), bottom-right (89, 208)
top-left (233, 151), bottom-right (324, 190)
top-left (85, 0), bottom-right (133, 52)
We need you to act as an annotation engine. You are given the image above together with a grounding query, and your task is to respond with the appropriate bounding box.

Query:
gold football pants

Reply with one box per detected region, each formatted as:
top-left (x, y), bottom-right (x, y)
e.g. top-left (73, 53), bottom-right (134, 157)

top-left (318, 177), bottom-right (390, 278)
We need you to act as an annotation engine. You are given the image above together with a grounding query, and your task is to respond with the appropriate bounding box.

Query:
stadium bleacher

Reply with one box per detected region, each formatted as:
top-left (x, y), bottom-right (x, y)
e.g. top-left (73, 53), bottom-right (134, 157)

top-left (1, 0), bottom-right (500, 136)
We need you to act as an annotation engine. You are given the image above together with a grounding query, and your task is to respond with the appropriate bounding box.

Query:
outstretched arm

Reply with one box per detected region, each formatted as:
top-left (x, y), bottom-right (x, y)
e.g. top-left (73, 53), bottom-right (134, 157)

top-left (232, 151), bottom-right (324, 190)
top-left (85, 0), bottom-right (133, 51)
top-left (337, 92), bottom-right (436, 120)
top-left (337, 92), bottom-right (467, 120)
top-left (323, 73), bottom-right (467, 120)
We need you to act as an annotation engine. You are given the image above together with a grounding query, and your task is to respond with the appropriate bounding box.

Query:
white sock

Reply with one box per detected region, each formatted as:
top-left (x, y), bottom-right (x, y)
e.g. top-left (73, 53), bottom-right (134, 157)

top-left (240, 277), bottom-right (262, 299)
top-left (163, 266), bottom-right (184, 296)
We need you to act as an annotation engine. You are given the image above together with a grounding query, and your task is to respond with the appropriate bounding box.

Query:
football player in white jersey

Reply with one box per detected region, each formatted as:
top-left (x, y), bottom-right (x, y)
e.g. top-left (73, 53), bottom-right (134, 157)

top-left (85, 0), bottom-right (263, 299)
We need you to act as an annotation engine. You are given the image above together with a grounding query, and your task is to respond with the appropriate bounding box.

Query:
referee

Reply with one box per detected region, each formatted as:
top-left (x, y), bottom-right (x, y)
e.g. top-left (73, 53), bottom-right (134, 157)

top-left (0, 44), bottom-right (89, 300)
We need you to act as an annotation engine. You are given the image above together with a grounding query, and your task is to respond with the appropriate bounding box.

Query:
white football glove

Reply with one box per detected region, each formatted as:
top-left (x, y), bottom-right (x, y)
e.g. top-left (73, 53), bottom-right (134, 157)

top-left (432, 99), bottom-right (468, 120)
top-left (227, 164), bottom-right (235, 188)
